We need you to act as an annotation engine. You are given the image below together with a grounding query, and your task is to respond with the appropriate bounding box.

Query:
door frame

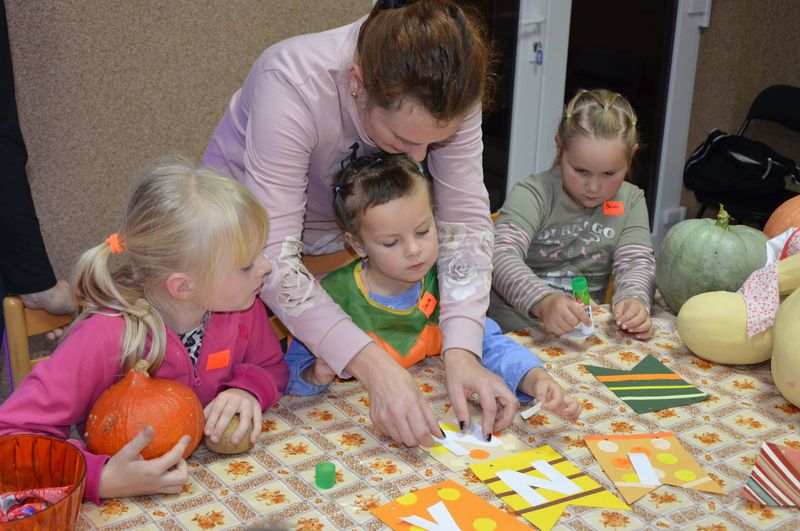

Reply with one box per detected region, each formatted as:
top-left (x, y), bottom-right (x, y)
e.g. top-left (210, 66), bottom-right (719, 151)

top-left (506, 0), bottom-right (712, 249)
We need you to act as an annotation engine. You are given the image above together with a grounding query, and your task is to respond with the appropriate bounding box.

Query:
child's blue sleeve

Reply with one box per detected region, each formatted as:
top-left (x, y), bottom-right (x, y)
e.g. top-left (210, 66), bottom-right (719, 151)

top-left (481, 317), bottom-right (544, 403)
top-left (285, 338), bottom-right (331, 396)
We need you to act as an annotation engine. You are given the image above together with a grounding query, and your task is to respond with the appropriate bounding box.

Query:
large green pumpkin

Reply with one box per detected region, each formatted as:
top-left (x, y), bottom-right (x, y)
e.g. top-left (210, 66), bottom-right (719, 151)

top-left (656, 206), bottom-right (767, 313)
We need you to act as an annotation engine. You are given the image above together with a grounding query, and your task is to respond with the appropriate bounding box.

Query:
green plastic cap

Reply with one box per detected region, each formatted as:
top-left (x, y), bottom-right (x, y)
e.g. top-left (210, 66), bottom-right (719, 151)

top-left (571, 276), bottom-right (588, 293)
top-left (315, 461), bottom-right (336, 489)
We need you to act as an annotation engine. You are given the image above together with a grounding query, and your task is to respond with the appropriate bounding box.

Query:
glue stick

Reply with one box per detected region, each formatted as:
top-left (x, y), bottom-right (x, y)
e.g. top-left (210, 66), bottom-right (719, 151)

top-left (571, 276), bottom-right (595, 336)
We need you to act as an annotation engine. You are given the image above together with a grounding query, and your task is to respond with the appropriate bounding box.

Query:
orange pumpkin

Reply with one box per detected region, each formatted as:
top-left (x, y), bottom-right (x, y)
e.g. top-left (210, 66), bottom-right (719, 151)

top-left (765, 195), bottom-right (800, 238)
top-left (85, 359), bottom-right (205, 460)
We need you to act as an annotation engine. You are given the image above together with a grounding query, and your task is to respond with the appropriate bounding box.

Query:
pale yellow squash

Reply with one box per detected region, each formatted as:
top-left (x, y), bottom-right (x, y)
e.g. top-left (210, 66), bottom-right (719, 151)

top-left (677, 254), bottom-right (800, 365)
top-left (771, 288), bottom-right (800, 406)
top-left (677, 292), bottom-right (773, 364)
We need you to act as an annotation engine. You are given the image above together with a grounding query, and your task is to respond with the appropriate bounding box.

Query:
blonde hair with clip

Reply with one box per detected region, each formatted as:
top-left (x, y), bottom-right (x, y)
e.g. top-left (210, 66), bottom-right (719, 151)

top-left (558, 89), bottom-right (639, 160)
top-left (71, 156), bottom-right (269, 374)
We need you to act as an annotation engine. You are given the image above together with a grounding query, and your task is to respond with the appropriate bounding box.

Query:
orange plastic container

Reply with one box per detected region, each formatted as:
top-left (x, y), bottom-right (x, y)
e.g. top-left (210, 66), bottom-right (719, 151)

top-left (0, 434), bottom-right (86, 530)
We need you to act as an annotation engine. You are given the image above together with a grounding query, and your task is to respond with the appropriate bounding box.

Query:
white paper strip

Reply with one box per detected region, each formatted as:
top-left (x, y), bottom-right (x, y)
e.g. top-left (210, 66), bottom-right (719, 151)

top-left (628, 452), bottom-right (660, 486)
top-left (520, 401), bottom-right (542, 420)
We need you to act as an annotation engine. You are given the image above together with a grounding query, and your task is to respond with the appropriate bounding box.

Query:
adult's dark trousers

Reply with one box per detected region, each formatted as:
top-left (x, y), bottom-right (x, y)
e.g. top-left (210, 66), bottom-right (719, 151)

top-left (0, 0), bottom-right (57, 299)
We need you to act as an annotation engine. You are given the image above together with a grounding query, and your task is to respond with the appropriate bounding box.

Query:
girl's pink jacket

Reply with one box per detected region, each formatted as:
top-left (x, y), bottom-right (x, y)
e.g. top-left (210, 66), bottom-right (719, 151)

top-left (0, 301), bottom-right (287, 504)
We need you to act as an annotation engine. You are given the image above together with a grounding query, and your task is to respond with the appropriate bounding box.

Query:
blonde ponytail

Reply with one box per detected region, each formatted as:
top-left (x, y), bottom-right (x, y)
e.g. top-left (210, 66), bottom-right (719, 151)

top-left (71, 235), bottom-right (168, 373)
top-left (70, 156), bottom-right (269, 375)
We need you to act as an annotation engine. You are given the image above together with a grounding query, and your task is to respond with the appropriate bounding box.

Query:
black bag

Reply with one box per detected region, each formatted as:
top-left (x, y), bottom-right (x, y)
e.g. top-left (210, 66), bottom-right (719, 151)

top-left (684, 129), bottom-right (800, 199)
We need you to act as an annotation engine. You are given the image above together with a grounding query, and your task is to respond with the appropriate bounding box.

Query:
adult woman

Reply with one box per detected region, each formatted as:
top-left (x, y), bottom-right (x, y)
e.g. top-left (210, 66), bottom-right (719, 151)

top-left (203, 0), bottom-right (516, 446)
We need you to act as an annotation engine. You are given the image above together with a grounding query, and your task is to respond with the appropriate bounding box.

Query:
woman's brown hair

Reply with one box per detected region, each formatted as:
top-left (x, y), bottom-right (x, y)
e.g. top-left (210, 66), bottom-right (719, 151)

top-left (356, 0), bottom-right (495, 121)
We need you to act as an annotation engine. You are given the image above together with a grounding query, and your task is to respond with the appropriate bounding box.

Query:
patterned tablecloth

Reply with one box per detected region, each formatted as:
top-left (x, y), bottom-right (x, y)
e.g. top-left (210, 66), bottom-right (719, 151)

top-left (76, 305), bottom-right (800, 531)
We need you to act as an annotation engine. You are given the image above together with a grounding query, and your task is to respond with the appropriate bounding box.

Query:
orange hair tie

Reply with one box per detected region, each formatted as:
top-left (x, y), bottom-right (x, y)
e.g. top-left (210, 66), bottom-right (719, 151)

top-left (105, 233), bottom-right (124, 254)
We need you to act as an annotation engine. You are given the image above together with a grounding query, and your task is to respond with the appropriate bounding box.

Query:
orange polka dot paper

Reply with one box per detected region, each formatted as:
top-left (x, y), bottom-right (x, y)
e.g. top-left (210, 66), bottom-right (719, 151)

top-left (584, 431), bottom-right (725, 504)
top-left (371, 479), bottom-right (529, 530)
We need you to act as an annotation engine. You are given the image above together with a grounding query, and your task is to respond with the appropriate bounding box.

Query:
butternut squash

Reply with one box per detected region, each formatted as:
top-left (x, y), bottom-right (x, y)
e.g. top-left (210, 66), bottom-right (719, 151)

top-left (676, 254), bottom-right (800, 365)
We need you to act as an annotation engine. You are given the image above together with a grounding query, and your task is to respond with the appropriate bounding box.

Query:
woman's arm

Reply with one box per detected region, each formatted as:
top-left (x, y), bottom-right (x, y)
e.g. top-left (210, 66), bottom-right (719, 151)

top-left (238, 70), bottom-right (375, 376)
top-left (427, 105), bottom-right (494, 358)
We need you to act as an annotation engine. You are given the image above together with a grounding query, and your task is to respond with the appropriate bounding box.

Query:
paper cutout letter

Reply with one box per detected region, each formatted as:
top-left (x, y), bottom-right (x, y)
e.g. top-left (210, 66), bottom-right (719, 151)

top-left (584, 432), bottom-right (724, 503)
top-left (399, 501), bottom-right (458, 531)
top-left (371, 479), bottom-right (529, 531)
top-left (742, 441), bottom-right (800, 507)
top-left (422, 408), bottom-right (525, 471)
top-left (496, 459), bottom-right (581, 506)
top-left (470, 445), bottom-right (630, 531)
top-left (583, 354), bottom-right (708, 413)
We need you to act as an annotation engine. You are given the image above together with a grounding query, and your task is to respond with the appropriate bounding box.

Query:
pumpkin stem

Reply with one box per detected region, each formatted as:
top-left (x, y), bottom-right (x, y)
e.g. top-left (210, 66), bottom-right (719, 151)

top-left (134, 359), bottom-right (151, 374)
top-left (716, 204), bottom-right (730, 230)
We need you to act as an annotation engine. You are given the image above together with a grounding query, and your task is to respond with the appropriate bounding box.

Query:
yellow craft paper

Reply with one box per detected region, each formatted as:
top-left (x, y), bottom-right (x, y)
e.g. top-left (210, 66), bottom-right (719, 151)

top-left (371, 479), bottom-right (529, 530)
top-left (584, 431), bottom-right (725, 503)
top-left (470, 445), bottom-right (630, 531)
top-left (421, 408), bottom-right (527, 471)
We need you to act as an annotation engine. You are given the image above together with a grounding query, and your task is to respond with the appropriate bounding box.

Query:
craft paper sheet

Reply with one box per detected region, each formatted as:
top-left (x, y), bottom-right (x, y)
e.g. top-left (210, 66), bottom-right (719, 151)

top-left (469, 445), bottom-right (629, 531)
top-left (421, 408), bottom-right (527, 471)
top-left (371, 479), bottom-right (529, 530)
top-left (742, 441), bottom-right (800, 507)
top-left (583, 354), bottom-right (708, 413)
top-left (584, 432), bottom-right (724, 503)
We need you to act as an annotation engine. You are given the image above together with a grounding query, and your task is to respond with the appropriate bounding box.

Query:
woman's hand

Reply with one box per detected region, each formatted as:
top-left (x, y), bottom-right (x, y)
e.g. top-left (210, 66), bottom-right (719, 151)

top-left (347, 343), bottom-right (442, 448)
top-left (533, 293), bottom-right (591, 336)
top-left (613, 298), bottom-right (653, 339)
top-left (98, 426), bottom-right (190, 499)
top-left (443, 348), bottom-right (519, 441)
top-left (204, 388), bottom-right (262, 446)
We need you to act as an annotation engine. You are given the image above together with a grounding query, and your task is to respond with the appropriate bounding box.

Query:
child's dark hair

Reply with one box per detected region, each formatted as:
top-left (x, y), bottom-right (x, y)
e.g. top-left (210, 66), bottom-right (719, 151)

top-left (332, 154), bottom-right (433, 234)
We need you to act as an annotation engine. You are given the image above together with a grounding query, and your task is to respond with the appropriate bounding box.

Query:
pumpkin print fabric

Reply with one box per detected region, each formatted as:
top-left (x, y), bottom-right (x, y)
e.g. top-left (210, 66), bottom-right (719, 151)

top-left (71, 307), bottom-right (800, 530)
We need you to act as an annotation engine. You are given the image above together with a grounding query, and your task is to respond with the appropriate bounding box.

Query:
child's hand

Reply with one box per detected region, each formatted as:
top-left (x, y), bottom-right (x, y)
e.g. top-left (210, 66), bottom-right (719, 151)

top-left (533, 293), bottom-right (591, 336)
top-left (613, 298), bottom-right (653, 339)
top-left (98, 426), bottom-right (190, 499)
top-left (527, 368), bottom-right (581, 422)
top-left (204, 388), bottom-right (262, 446)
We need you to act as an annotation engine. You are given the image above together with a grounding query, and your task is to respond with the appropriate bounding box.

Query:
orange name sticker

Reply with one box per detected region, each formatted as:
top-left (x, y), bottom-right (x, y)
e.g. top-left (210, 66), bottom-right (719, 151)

top-left (205, 349), bottom-right (231, 371)
top-left (417, 292), bottom-right (437, 318)
top-left (604, 201), bottom-right (624, 215)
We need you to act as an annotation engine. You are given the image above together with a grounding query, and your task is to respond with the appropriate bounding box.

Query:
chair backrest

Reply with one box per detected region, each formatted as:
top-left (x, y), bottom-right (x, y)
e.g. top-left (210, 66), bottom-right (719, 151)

top-left (738, 84), bottom-right (800, 136)
top-left (268, 248), bottom-right (359, 340)
top-left (3, 296), bottom-right (72, 390)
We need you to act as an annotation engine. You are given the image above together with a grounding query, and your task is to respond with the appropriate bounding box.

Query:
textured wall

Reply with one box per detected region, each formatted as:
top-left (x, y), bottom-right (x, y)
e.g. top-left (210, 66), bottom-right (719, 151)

top-left (7, 0), bottom-right (799, 282)
top-left (6, 0), bottom-right (371, 280)
top-left (684, 0), bottom-right (800, 217)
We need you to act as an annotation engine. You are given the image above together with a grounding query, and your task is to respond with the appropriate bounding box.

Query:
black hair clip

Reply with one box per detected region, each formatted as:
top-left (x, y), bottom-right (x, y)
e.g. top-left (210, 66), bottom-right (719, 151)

top-left (339, 142), bottom-right (360, 173)
top-left (380, 0), bottom-right (411, 9)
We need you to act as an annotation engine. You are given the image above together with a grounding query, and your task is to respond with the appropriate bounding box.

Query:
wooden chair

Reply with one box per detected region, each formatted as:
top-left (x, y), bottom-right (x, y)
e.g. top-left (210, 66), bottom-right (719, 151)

top-left (3, 296), bottom-right (72, 390)
top-left (269, 248), bottom-right (359, 341)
